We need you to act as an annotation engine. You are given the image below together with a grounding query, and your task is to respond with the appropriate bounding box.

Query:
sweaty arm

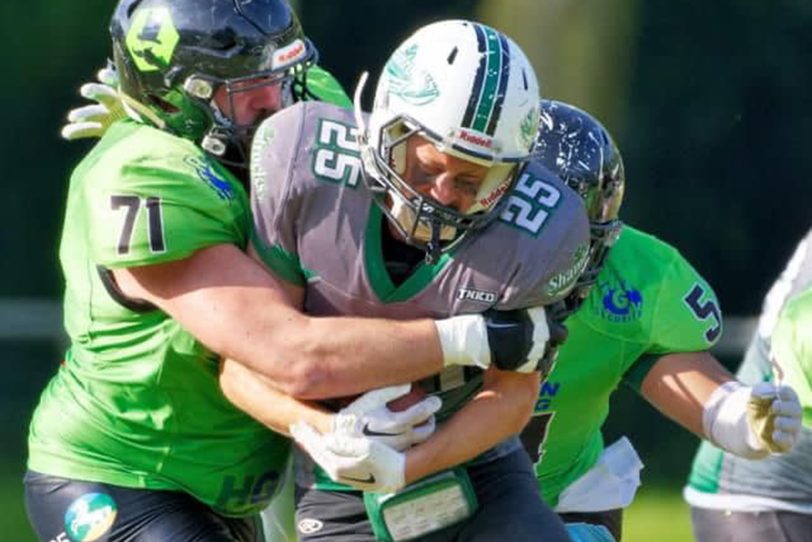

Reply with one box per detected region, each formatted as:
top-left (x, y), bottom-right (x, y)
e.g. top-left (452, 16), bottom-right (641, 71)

top-left (112, 243), bottom-right (444, 399)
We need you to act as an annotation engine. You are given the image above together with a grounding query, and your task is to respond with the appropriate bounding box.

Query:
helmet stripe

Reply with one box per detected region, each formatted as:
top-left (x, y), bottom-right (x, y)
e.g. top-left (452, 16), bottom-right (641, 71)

top-left (461, 24), bottom-right (488, 130)
top-left (471, 25), bottom-right (504, 135)
top-left (461, 24), bottom-right (509, 137)
top-left (485, 33), bottom-right (510, 136)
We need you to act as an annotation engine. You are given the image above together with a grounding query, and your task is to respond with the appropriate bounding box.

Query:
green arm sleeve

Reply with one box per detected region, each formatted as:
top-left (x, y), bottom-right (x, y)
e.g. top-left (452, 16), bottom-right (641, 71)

top-left (622, 354), bottom-right (662, 393)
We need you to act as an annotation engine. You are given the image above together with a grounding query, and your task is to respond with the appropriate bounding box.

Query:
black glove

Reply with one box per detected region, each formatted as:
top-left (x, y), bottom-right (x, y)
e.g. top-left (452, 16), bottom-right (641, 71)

top-left (482, 307), bottom-right (545, 372)
top-left (537, 315), bottom-right (568, 378)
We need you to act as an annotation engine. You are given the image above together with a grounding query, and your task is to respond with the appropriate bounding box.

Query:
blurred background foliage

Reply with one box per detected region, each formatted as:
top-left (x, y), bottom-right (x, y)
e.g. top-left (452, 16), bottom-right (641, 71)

top-left (2, 0), bottom-right (811, 540)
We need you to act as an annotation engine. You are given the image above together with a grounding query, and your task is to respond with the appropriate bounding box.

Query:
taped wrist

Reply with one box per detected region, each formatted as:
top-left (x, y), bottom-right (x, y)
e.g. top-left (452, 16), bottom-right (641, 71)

top-left (434, 314), bottom-right (490, 369)
top-left (702, 381), bottom-right (768, 459)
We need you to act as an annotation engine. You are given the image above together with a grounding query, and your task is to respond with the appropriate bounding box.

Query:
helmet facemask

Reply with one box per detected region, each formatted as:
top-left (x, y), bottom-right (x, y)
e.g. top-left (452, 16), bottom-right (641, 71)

top-left (354, 20), bottom-right (541, 264)
top-left (362, 113), bottom-right (521, 263)
top-left (110, 0), bottom-right (317, 170)
top-left (187, 69), bottom-right (299, 165)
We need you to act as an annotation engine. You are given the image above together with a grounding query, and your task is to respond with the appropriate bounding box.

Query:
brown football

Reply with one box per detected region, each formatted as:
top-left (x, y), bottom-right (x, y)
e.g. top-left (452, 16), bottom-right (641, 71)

top-left (386, 383), bottom-right (427, 412)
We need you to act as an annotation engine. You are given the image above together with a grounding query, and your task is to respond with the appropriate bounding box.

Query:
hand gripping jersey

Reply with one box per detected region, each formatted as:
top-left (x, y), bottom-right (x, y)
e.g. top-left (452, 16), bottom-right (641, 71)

top-left (250, 101), bottom-right (590, 489)
top-left (687, 229), bottom-right (812, 513)
top-left (27, 120), bottom-right (290, 517)
top-left (520, 226), bottom-right (723, 507)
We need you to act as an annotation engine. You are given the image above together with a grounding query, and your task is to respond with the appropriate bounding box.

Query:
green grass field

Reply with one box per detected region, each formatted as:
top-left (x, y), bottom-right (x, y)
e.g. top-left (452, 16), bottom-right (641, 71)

top-left (0, 467), bottom-right (34, 542)
top-left (1, 468), bottom-right (691, 542)
top-left (624, 485), bottom-right (693, 542)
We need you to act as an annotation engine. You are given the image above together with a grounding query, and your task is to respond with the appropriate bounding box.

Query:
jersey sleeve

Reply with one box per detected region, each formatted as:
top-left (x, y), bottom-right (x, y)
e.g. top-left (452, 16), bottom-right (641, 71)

top-left (249, 104), bottom-right (309, 286)
top-left (771, 289), bottom-right (812, 425)
top-left (647, 251), bottom-right (724, 354)
top-left (86, 151), bottom-right (249, 269)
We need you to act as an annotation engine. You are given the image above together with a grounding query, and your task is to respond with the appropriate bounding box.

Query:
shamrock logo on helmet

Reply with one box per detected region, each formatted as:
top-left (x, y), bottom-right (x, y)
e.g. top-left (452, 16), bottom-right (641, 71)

top-left (385, 44), bottom-right (440, 106)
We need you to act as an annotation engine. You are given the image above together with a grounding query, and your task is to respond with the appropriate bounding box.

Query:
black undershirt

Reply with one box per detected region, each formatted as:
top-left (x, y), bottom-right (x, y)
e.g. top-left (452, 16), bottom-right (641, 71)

top-left (380, 217), bottom-right (425, 287)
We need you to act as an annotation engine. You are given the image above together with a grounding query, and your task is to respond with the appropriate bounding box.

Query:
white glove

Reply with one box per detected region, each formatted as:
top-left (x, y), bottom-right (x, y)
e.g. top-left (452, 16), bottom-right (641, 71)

top-left (703, 381), bottom-right (802, 458)
top-left (434, 306), bottom-right (550, 373)
top-left (290, 422), bottom-right (406, 493)
top-left (333, 385), bottom-right (441, 451)
top-left (61, 65), bottom-right (128, 140)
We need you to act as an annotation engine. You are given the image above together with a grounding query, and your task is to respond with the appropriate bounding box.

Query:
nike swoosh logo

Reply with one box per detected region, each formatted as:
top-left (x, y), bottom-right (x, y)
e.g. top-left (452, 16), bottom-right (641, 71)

top-left (487, 322), bottom-right (518, 329)
top-left (341, 473), bottom-right (376, 485)
top-left (362, 423), bottom-right (402, 437)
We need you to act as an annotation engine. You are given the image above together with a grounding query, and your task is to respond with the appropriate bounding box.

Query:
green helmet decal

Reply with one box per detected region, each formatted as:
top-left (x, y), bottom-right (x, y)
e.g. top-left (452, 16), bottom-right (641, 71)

top-left (126, 7), bottom-right (180, 72)
top-left (520, 107), bottom-right (540, 151)
top-left (386, 43), bottom-right (440, 106)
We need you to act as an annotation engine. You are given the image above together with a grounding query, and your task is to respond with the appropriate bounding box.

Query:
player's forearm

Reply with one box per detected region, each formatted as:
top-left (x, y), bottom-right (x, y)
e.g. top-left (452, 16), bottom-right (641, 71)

top-left (114, 244), bottom-right (446, 398)
top-left (640, 350), bottom-right (734, 437)
top-left (403, 370), bottom-right (539, 484)
top-left (218, 357), bottom-right (333, 436)
top-left (182, 286), bottom-right (443, 398)
top-left (258, 316), bottom-right (444, 399)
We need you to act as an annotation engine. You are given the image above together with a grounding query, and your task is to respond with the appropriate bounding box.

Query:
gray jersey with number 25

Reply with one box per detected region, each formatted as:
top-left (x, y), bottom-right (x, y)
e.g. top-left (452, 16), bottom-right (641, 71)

top-left (250, 101), bottom-right (589, 417)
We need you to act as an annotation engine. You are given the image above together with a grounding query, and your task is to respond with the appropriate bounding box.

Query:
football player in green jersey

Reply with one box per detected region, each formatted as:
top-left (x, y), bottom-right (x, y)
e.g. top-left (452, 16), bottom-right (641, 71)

top-left (521, 100), bottom-right (804, 542)
top-left (26, 2), bottom-right (555, 541)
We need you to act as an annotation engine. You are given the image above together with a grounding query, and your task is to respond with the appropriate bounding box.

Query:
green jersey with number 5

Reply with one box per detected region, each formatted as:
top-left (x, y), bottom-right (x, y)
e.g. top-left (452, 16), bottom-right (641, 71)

top-left (27, 119), bottom-right (291, 517)
top-left (520, 226), bottom-right (723, 507)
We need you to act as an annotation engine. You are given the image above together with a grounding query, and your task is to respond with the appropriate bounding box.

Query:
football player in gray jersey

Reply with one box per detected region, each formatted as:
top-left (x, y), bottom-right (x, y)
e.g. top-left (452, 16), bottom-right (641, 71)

top-left (221, 20), bottom-right (590, 542)
top-left (686, 228), bottom-right (812, 542)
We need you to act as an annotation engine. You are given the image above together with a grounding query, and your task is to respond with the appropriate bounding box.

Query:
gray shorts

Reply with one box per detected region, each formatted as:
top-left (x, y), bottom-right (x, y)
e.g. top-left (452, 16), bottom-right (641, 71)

top-left (690, 506), bottom-right (812, 542)
top-left (294, 448), bottom-right (569, 542)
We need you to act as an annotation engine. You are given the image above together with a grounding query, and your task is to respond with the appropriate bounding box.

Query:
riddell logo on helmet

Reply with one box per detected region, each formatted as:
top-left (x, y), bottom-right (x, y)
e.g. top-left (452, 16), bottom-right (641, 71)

top-left (458, 130), bottom-right (494, 149)
top-left (273, 39), bottom-right (306, 68)
top-left (478, 181), bottom-right (510, 208)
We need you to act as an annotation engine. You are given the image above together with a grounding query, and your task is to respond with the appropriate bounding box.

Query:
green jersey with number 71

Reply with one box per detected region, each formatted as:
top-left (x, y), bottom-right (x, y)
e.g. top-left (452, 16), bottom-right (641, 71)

top-left (521, 225), bottom-right (723, 507)
top-left (27, 119), bottom-right (292, 517)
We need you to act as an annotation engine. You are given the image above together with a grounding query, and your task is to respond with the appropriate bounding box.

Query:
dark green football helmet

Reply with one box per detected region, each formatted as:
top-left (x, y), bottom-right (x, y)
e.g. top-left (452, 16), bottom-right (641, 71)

top-left (110, 0), bottom-right (317, 168)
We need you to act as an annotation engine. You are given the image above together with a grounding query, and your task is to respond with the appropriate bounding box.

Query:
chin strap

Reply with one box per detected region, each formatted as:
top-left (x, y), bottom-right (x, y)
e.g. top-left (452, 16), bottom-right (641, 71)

top-left (424, 219), bottom-right (442, 265)
top-left (119, 92), bottom-right (166, 130)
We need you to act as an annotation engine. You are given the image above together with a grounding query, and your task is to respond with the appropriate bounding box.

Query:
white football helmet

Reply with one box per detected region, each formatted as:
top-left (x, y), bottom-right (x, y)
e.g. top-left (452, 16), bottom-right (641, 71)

top-left (354, 20), bottom-right (541, 262)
